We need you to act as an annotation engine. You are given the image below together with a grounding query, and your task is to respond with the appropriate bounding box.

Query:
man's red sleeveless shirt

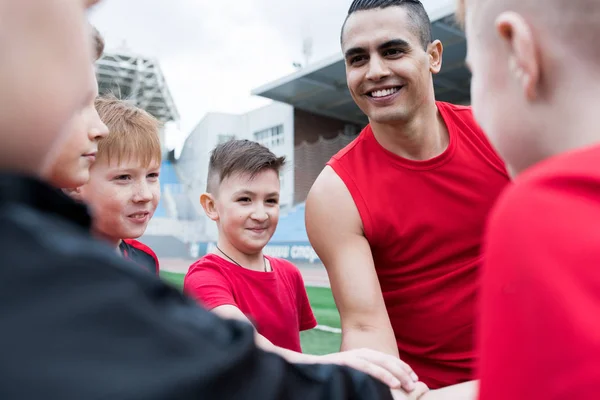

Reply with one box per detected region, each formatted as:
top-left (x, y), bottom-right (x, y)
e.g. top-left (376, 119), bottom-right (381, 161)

top-left (327, 102), bottom-right (510, 388)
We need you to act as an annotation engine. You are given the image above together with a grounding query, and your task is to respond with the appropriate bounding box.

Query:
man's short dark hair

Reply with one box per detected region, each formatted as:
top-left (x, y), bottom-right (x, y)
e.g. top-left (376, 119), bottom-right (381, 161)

top-left (207, 139), bottom-right (286, 193)
top-left (342, 0), bottom-right (432, 50)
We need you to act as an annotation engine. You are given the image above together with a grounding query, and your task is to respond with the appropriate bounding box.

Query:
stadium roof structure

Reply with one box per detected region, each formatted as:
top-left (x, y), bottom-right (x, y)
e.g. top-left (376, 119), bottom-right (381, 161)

top-left (95, 51), bottom-right (180, 124)
top-left (252, 3), bottom-right (468, 126)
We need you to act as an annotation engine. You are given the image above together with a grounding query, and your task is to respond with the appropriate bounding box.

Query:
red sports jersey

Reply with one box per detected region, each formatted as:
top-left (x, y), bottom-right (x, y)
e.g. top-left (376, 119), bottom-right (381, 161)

top-left (327, 102), bottom-right (510, 388)
top-left (479, 145), bottom-right (600, 400)
top-left (120, 239), bottom-right (159, 275)
top-left (183, 254), bottom-right (317, 352)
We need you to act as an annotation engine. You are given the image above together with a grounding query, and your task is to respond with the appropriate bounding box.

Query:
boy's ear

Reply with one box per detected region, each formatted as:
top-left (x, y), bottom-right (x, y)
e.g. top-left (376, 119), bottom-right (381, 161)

top-left (496, 11), bottom-right (540, 101)
top-left (200, 192), bottom-right (219, 221)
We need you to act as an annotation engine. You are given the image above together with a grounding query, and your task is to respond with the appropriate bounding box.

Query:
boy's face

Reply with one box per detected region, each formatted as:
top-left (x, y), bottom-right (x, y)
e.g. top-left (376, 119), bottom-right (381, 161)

top-left (212, 169), bottom-right (280, 255)
top-left (79, 157), bottom-right (161, 244)
top-left (0, 0), bottom-right (100, 176)
top-left (48, 70), bottom-right (109, 188)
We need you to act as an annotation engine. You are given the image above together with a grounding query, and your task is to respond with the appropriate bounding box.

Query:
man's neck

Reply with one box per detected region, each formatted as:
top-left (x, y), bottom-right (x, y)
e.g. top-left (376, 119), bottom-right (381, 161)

top-left (214, 240), bottom-right (265, 271)
top-left (369, 101), bottom-right (449, 161)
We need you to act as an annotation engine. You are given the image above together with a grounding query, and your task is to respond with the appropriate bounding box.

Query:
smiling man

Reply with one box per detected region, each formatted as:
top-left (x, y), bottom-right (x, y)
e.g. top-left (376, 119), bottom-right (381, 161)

top-left (305, 0), bottom-right (510, 389)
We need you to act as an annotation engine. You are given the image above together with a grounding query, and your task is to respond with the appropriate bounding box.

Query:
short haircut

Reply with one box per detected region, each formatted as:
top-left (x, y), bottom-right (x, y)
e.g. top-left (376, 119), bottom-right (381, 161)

top-left (457, 0), bottom-right (600, 63)
top-left (207, 139), bottom-right (286, 193)
top-left (342, 0), bottom-right (432, 49)
top-left (95, 95), bottom-right (162, 168)
top-left (90, 25), bottom-right (104, 61)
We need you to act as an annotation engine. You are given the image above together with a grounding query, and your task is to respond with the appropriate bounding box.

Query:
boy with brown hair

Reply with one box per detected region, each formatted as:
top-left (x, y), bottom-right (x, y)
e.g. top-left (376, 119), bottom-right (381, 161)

top-left (74, 95), bottom-right (163, 274)
top-left (185, 139), bottom-right (317, 352)
top-left (47, 24), bottom-right (109, 189)
top-left (184, 139), bottom-right (422, 391)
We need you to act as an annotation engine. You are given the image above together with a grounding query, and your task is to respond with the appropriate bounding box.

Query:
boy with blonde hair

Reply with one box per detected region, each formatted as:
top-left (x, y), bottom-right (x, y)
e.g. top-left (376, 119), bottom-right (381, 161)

top-left (74, 95), bottom-right (162, 274)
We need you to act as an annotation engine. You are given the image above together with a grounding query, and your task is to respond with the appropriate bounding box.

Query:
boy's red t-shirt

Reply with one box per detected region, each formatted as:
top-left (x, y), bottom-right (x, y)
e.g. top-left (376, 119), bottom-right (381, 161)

top-left (479, 145), bottom-right (600, 400)
top-left (184, 254), bottom-right (317, 352)
top-left (120, 239), bottom-right (159, 275)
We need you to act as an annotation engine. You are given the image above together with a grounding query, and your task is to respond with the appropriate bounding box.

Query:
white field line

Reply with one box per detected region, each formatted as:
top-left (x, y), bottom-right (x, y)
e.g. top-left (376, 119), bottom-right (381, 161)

top-left (314, 324), bottom-right (342, 334)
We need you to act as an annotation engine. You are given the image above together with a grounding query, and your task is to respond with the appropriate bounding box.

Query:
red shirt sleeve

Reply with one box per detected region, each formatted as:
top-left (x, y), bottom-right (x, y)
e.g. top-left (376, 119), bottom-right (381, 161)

top-left (478, 175), bottom-right (600, 400)
top-left (183, 260), bottom-right (237, 311)
top-left (293, 267), bottom-right (317, 331)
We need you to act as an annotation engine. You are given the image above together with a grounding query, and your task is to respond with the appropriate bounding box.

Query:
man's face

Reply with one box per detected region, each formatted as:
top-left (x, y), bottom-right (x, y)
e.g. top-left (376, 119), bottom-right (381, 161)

top-left (465, 2), bottom-right (536, 174)
top-left (0, 0), bottom-right (100, 176)
top-left (48, 71), bottom-right (109, 189)
top-left (341, 6), bottom-right (439, 124)
top-left (212, 170), bottom-right (280, 255)
top-left (79, 157), bottom-right (161, 245)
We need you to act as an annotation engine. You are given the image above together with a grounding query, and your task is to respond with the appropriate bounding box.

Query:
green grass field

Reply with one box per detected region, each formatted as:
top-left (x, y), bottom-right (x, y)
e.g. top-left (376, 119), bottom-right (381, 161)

top-left (160, 271), bottom-right (341, 355)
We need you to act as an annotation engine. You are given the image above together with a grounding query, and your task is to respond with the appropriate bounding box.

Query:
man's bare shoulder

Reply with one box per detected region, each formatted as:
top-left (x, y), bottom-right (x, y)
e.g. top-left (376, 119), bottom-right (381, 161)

top-left (307, 166), bottom-right (362, 229)
top-left (310, 165), bottom-right (347, 194)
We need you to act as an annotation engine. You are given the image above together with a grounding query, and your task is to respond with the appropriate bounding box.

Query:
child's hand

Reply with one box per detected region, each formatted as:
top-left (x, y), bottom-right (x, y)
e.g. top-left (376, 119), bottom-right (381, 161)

top-left (316, 348), bottom-right (421, 392)
top-left (392, 382), bottom-right (430, 400)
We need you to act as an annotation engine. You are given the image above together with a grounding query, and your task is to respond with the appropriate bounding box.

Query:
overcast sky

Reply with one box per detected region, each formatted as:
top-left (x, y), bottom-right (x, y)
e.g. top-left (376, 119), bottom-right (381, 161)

top-left (89, 0), bottom-right (452, 151)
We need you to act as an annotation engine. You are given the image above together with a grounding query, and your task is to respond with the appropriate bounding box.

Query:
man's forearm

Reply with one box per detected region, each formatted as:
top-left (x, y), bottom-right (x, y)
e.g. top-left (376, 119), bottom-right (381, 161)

top-left (342, 327), bottom-right (400, 358)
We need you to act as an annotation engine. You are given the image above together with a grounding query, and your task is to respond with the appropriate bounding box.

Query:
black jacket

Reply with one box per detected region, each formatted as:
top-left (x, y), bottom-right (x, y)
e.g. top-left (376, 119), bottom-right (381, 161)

top-left (0, 174), bottom-right (393, 400)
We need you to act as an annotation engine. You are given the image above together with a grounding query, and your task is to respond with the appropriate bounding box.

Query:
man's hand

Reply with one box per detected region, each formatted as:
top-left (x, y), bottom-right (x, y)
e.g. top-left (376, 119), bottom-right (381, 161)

top-left (314, 348), bottom-right (420, 392)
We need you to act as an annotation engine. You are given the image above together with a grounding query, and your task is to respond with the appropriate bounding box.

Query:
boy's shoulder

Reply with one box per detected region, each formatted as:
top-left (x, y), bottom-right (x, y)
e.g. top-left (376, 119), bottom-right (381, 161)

top-left (190, 253), bottom-right (223, 267)
top-left (122, 239), bottom-right (158, 261)
top-left (121, 239), bottom-right (159, 275)
top-left (520, 144), bottom-right (600, 184)
top-left (266, 256), bottom-right (304, 278)
top-left (266, 255), bottom-right (296, 267)
top-left (505, 144), bottom-right (600, 206)
top-left (488, 145), bottom-right (600, 254)
top-left (186, 253), bottom-right (228, 276)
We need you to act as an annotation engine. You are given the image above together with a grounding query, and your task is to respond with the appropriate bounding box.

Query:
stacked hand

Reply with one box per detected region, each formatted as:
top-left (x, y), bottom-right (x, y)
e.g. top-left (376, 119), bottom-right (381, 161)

top-left (311, 348), bottom-right (429, 396)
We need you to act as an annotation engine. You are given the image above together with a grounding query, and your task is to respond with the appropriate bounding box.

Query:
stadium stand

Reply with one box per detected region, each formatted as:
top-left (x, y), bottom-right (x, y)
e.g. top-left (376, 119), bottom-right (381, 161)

top-left (271, 202), bottom-right (309, 243)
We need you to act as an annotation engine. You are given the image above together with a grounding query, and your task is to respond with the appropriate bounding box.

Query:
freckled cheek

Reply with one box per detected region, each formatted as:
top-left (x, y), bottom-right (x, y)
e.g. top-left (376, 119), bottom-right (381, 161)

top-left (151, 186), bottom-right (161, 207)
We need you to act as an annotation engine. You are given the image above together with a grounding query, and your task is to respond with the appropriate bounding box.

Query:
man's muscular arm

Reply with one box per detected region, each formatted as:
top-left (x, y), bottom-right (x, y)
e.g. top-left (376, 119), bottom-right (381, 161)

top-left (306, 166), bottom-right (399, 358)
